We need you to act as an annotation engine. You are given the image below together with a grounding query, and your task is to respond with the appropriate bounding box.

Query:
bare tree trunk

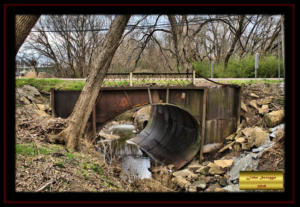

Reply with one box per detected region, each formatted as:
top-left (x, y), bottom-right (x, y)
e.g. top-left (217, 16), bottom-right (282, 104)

top-left (49, 15), bottom-right (131, 150)
top-left (224, 15), bottom-right (245, 69)
top-left (15, 15), bottom-right (40, 55)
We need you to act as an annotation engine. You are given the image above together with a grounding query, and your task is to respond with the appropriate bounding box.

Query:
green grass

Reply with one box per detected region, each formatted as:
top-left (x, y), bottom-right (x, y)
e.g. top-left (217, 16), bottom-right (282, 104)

top-left (66, 152), bottom-right (76, 160)
top-left (16, 143), bottom-right (37, 156)
top-left (16, 78), bottom-right (86, 91)
top-left (16, 143), bottom-right (58, 156)
top-left (16, 78), bottom-right (192, 92)
top-left (218, 79), bottom-right (283, 85)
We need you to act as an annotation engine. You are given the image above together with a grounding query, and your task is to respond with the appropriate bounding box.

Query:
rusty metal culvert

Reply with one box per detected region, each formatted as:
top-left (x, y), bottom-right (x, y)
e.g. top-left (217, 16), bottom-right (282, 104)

top-left (130, 104), bottom-right (201, 170)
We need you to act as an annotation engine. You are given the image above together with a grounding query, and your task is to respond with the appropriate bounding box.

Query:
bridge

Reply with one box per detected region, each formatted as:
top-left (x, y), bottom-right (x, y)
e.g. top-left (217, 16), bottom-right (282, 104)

top-left (51, 84), bottom-right (241, 169)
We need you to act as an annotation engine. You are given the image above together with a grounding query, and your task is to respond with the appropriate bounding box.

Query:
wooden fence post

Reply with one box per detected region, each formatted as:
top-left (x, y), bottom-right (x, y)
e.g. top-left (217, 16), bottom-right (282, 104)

top-left (50, 88), bottom-right (55, 117)
top-left (129, 72), bottom-right (133, 86)
top-left (192, 70), bottom-right (196, 85)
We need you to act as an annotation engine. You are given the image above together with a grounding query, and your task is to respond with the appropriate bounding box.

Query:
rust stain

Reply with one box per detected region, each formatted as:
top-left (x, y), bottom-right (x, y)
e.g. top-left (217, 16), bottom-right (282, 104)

top-left (119, 97), bottom-right (129, 108)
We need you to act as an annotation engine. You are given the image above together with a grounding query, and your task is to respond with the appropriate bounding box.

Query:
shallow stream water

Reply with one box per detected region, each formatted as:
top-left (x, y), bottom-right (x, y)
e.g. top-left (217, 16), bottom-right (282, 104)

top-left (97, 123), bottom-right (152, 179)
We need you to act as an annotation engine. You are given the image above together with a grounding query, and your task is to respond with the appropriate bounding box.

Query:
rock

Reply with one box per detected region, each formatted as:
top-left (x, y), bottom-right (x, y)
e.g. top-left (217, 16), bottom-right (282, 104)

top-left (264, 110), bottom-right (284, 127)
top-left (204, 176), bottom-right (214, 184)
top-left (22, 85), bottom-right (41, 96)
top-left (233, 143), bottom-right (241, 152)
top-left (167, 164), bottom-right (175, 170)
top-left (187, 163), bottom-right (202, 172)
top-left (196, 166), bottom-right (210, 175)
top-left (222, 184), bottom-right (243, 192)
top-left (187, 173), bottom-right (198, 182)
top-left (241, 101), bottom-right (248, 112)
top-left (241, 143), bottom-right (251, 151)
top-left (133, 105), bottom-right (151, 131)
top-left (20, 96), bottom-right (31, 105)
top-left (202, 143), bottom-right (223, 153)
top-left (253, 127), bottom-right (270, 147)
top-left (34, 109), bottom-right (49, 117)
top-left (252, 141), bottom-right (274, 153)
top-left (257, 97), bottom-right (273, 105)
top-left (214, 159), bottom-right (233, 169)
top-left (193, 179), bottom-right (207, 190)
top-left (187, 185), bottom-right (197, 192)
top-left (215, 187), bottom-right (227, 192)
top-left (205, 183), bottom-right (221, 192)
top-left (16, 85), bottom-right (42, 104)
top-left (258, 105), bottom-right (269, 115)
top-left (235, 137), bottom-right (246, 143)
top-left (173, 169), bottom-right (193, 178)
top-left (201, 161), bottom-right (211, 166)
top-left (218, 142), bottom-right (235, 153)
top-left (99, 131), bottom-right (120, 140)
top-left (208, 163), bottom-right (225, 175)
top-left (250, 93), bottom-right (259, 98)
top-left (242, 128), bottom-right (253, 137)
top-left (225, 133), bottom-right (236, 141)
top-left (37, 104), bottom-right (49, 111)
top-left (151, 166), bottom-right (166, 174)
top-left (218, 176), bottom-right (228, 187)
top-left (242, 127), bottom-right (269, 148)
top-left (172, 176), bottom-right (190, 189)
top-left (249, 100), bottom-right (259, 110)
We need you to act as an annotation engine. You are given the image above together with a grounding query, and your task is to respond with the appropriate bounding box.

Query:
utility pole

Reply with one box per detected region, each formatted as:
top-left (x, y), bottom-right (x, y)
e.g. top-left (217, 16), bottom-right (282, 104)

top-left (278, 33), bottom-right (281, 82)
top-left (211, 61), bottom-right (214, 78)
top-left (255, 53), bottom-right (259, 79)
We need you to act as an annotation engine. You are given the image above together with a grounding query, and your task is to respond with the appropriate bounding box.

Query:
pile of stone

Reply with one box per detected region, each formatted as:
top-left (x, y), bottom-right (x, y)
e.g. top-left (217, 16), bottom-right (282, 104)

top-left (16, 85), bottom-right (51, 117)
top-left (170, 159), bottom-right (234, 192)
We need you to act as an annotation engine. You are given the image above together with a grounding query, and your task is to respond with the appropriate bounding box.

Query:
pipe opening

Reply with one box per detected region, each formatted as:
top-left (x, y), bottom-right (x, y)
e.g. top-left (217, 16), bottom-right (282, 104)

top-left (130, 104), bottom-right (201, 170)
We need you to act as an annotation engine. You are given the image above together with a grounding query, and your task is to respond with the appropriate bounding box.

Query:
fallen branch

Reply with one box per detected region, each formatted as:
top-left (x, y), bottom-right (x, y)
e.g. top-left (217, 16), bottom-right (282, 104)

top-left (36, 179), bottom-right (55, 192)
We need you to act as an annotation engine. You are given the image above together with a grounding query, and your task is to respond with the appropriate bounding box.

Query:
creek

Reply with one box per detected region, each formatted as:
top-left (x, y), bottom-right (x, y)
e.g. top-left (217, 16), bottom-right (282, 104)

top-left (96, 123), bottom-right (152, 180)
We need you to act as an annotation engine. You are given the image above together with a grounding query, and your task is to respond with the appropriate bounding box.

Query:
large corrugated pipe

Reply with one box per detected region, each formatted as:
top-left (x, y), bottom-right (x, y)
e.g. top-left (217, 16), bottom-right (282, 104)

top-left (131, 104), bottom-right (201, 170)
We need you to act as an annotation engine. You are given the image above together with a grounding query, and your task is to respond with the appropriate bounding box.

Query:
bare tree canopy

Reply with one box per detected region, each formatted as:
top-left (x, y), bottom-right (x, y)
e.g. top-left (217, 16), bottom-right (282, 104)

top-left (17, 14), bottom-right (282, 75)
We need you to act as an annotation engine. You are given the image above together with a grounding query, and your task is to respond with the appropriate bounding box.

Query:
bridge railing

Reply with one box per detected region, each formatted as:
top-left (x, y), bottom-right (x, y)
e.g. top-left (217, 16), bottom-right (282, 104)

top-left (104, 71), bottom-right (195, 86)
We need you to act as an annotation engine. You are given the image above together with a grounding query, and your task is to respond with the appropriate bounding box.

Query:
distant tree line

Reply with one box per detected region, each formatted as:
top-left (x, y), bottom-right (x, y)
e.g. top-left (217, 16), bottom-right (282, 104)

top-left (17, 14), bottom-right (283, 78)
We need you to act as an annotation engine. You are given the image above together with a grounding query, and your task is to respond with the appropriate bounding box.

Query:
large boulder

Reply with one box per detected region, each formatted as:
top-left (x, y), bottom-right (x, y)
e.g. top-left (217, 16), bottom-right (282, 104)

top-left (264, 110), bottom-right (284, 127)
top-left (242, 127), bottom-right (270, 148)
top-left (258, 105), bottom-right (269, 115)
top-left (173, 169), bottom-right (194, 178)
top-left (208, 163), bottom-right (225, 175)
top-left (133, 105), bottom-right (151, 131)
top-left (257, 96), bottom-right (273, 105)
top-left (193, 179), bottom-right (207, 190)
top-left (214, 159), bottom-right (233, 169)
top-left (171, 176), bottom-right (190, 189)
top-left (195, 166), bottom-right (210, 175)
top-left (16, 85), bottom-right (41, 103)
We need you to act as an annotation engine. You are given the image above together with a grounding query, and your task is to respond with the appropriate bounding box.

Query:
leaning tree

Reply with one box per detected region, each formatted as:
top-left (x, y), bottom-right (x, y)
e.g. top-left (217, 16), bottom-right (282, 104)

top-left (49, 15), bottom-right (131, 150)
top-left (15, 15), bottom-right (131, 150)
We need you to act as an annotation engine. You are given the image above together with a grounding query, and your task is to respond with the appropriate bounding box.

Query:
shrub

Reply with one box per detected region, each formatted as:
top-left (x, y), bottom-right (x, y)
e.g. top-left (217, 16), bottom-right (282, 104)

top-left (193, 54), bottom-right (284, 78)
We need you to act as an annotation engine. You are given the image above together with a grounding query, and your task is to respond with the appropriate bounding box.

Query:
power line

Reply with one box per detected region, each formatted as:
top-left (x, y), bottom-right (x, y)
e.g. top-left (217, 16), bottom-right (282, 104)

top-left (30, 22), bottom-right (210, 33)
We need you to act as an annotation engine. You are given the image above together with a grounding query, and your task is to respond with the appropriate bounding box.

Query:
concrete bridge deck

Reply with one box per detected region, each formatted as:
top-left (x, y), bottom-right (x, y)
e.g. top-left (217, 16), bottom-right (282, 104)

top-left (51, 85), bottom-right (241, 169)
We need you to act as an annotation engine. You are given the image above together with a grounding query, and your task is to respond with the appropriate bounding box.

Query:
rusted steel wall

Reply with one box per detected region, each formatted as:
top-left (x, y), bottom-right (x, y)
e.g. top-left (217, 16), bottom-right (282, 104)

top-left (52, 86), bottom-right (240, 142)
top-left (53, 87), bottom-right (205, 126)
top-left (204, 85), bottom-right (241, 144)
